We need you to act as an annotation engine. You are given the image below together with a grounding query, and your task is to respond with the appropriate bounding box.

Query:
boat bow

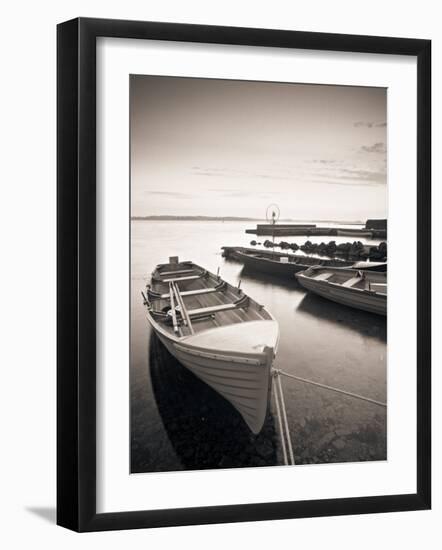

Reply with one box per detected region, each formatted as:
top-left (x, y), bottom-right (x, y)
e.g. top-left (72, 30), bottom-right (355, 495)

top-left (172, 320), bottom-right (279, 434)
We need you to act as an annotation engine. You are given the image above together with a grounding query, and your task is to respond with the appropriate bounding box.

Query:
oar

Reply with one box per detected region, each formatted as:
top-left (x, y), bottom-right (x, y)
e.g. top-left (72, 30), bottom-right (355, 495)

top-left (168, 282), bottom-right (179, 334)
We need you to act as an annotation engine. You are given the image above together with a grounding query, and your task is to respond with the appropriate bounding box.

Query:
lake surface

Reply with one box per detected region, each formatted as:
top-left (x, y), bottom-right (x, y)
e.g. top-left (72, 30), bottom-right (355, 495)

top-left (130, 221), bottom-right (386, 473)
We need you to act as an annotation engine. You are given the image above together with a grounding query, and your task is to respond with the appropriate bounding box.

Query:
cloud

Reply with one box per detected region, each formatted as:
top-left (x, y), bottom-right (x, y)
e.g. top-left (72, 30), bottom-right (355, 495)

top-left (191, 166), bottom-right (292, 181)
top-left (307, 179), bottom-right (381, 188)
top-left (191, 167), bottom-right (244, 178)
top-left (308, 159), bottom-right (337, 165)
top-left (309, 165), bottom-right (386, 186)
top-left (360, 142), bottom-right (387, 154)
top-left (147, 191), bottom-right (194, 198)
top-left (354, 121), bottom-right (387, 128)
top-left (217, 190), bottom-right (275, 198)
top-left (339, 168), bottom-right (386, 183)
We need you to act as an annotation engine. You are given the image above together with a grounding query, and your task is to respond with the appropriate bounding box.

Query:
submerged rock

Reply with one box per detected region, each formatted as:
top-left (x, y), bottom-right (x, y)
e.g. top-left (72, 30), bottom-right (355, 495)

top-left (333, 439), bottom-right (346, 450)
top-left (255, 439), bottom-right (274, 459)
top-left (335, 428), bottom-right (352, 437)
top-left (315, 431), bottom-right (335, 450)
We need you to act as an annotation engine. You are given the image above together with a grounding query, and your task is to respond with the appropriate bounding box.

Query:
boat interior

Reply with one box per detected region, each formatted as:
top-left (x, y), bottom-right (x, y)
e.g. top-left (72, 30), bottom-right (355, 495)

top-left (304, 268), bottom-right (387, 294)
top-left (145, 257), bottom-right (272, 338)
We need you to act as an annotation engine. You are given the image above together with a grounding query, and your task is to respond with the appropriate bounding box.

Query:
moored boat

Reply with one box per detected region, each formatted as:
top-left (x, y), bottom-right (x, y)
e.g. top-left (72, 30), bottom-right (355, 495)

top-left (142, 257), bottom-right (279, 434)
top-left (295, 266), bottom-right (387, 315)
top-left (222, 246), bottom-right (375, 279)
top-left (336, 229), bottom-right (374, 237)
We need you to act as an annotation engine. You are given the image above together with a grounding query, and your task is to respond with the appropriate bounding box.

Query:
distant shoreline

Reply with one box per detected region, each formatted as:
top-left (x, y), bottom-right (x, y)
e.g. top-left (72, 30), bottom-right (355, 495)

top-left (131, 215), bottom-right (365, 224)
top-left (131, 215), bottom-right (263, 222)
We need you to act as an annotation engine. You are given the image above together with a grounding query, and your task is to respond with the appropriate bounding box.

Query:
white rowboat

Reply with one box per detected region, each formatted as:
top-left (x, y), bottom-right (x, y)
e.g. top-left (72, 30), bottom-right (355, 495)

top-left (296, 266), bottom-right (387, 316)
top-left (143, 257), bottom-right (279, 434)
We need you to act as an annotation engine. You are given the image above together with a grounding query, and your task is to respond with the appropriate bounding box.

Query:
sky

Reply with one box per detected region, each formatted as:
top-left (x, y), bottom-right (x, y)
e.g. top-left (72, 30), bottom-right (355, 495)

top-left (130, 75), bottom-right (387, 221)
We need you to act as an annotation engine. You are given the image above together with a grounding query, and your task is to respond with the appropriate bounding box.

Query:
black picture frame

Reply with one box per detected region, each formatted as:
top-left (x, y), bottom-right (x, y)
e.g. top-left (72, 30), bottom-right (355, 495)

top-left (57, 17), bottom-right (431, 532)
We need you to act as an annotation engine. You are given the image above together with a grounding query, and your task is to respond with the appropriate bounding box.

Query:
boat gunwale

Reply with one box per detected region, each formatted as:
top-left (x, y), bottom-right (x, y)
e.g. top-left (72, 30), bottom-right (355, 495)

top-left (173, 341), bottom-right (269, 366)
top-left (296, 267), bottom-right (387, 298)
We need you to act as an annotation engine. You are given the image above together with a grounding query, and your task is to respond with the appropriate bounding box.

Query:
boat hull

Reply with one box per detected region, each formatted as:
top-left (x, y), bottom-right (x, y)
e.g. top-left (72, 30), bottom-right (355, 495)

top-left (296, 270), bottom-right (387, 316)
top-left (236, 250), bottom-right (304, 277)
top-left (225, 247), bottom-right (354, 279)
top-left (336, 229), bottom-right (373, 237)
top-left (151, 321), bottom-right (276, 434)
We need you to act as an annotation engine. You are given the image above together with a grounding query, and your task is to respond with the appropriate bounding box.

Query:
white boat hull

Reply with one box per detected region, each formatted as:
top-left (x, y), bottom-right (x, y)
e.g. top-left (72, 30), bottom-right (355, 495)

top-left (150, 320), bottom-right (278, 434)
top-left (297, 273), bottom-right (386, 315)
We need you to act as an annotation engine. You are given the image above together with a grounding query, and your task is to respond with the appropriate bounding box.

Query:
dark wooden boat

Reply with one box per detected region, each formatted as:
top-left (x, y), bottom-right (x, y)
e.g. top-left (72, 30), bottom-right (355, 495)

top-left (222, 247), bottom-right (386, 278)
top-left (296, 266), bottom-right (387, 315)
top-left (336, 228), bottom-right (374, 237)
top-left (222, 246), bottom-right (360, 278)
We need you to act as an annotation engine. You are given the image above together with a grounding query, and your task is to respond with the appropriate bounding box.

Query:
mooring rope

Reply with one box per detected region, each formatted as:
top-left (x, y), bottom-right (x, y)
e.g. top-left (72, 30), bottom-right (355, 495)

top-left (276, 369), bottom-right (387, 408)
top-left (270, 368), bottom-right (386, 467)
top-left (275, 373), bottom-right (295, 465)
top-left (272, 379), bottom-right (288, 465)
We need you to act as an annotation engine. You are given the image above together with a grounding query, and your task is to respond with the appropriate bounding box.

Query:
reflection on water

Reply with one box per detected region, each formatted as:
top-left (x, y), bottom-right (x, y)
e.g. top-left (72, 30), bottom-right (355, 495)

top-left (297, 292), bottom-right (387, 343)
top-left (130, 221), bottom-right (387, 473)
top-left (238, 264), bottom-right (303, 292)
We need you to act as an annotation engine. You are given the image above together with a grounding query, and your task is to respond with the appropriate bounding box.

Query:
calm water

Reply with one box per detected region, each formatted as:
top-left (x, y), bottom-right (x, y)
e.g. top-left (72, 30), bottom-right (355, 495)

top-left (130, 221), bottom-right (386, 473)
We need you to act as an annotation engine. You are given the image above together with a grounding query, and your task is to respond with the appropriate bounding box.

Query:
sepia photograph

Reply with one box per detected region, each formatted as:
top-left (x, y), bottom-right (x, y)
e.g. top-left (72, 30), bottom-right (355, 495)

top-left (130, 75), bottom-right (387, 474)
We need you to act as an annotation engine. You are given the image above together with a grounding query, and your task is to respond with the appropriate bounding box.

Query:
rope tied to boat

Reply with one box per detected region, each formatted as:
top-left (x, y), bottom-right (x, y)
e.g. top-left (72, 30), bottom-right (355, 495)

top-left (271, 368), bottom-right (386, 467)
top-left (276, 369), bottom-right (387, 408)
top-left (272, 369), bottom-right (295, 466)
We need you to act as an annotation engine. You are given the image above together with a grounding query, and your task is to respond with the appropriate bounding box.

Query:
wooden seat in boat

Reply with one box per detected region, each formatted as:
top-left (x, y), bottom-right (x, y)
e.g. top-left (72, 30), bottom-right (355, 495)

top-left (369, 283), bottom-right (387, 294)
top-left (159, 274), bottom-right (204, 283)
top-left (314, 272), bottom-right (333, 281)
top-left (158, 286), bottom-right (222, 299)
top-left (168, 281), bottom-right (248, 332)
top-left (341, 276), bottom-right (362, 288)
top-left (159, 268), bottom-right (196, 276)
top-left (188, 297), bottom-right (248, 318)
